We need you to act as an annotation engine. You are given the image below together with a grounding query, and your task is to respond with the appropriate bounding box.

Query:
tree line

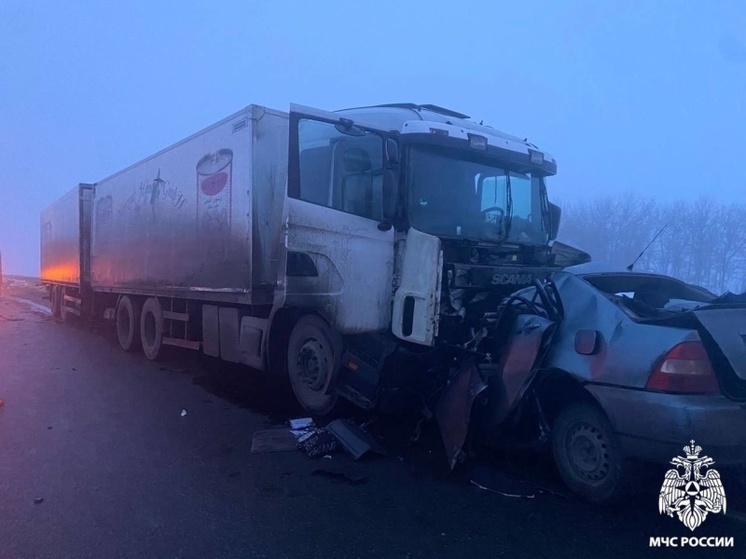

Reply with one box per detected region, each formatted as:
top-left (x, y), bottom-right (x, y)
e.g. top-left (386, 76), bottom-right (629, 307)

top-left (556, 194), bottom-right (746, 294)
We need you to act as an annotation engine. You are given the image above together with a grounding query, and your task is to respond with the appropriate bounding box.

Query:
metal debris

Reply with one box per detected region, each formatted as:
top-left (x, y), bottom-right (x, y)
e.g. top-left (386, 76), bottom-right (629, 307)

top-left (325, 419), bottom-right (386, 460)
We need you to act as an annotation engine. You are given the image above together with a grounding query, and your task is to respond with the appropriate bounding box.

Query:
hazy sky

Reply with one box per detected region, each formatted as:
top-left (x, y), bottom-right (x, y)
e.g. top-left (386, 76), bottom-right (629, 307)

top-left (1, 1), bottom-right (745, 275)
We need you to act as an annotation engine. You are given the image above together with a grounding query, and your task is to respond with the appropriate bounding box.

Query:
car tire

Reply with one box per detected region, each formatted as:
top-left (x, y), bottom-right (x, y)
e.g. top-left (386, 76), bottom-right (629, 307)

top-left (116, 296), bottom-right (141, 352)
top-left (552, 402), bottom-right (626, 504)
top-left (287, 315), bottom-right (340, 415)
top-left (140, 297), bottom-right (164, 361)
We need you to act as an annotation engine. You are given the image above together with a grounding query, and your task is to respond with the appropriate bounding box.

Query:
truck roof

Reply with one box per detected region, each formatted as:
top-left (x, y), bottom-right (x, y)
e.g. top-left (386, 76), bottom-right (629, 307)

top-left (336, 103), bottom-right (538, 149)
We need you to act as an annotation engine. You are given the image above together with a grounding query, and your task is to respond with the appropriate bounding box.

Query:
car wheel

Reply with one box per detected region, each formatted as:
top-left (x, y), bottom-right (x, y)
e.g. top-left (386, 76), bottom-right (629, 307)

top-left (552, 402), bottom-right (625, 504)
top-left (287, 315), bottom-right (339, 415)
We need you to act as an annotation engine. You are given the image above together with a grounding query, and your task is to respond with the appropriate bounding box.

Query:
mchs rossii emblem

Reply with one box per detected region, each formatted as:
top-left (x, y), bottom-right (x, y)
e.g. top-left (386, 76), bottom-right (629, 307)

top-left (659, 440), bottom-right (726, 531)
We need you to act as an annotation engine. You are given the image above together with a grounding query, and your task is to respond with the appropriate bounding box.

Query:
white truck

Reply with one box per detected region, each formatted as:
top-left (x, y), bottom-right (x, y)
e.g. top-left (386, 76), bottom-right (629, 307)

top-left (41, 102), bottom-right (578, 422)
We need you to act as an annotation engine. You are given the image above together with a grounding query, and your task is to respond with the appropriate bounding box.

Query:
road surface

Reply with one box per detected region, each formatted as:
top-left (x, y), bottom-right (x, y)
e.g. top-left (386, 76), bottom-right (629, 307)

top-left (1, 279), bottom-right (743, 558)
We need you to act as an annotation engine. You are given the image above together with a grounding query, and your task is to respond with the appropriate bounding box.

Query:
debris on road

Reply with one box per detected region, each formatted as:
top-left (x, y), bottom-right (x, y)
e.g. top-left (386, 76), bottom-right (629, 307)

top-left (311, 468), bottom-right (368, 486)
top-left (159, 366), bottom-right (188, 373)
top-left (326, 419), bottom-right (386, 460)
top-left (468, 462), bottom-right (571, 499)
top-left (34, 498), bottom-right (44, 505)
top-left (298, 428), bottom-right (338, 458)
top-left (470, 480), bottom-right (535, 499)
top-left (289, 417), bottom-right (314, 429)
top-left (0, 398), bottom-right (4, 408)
top-left (180, 409), bottom-right (187, 417)
top-left (251, 429), bottom-right (302, 453)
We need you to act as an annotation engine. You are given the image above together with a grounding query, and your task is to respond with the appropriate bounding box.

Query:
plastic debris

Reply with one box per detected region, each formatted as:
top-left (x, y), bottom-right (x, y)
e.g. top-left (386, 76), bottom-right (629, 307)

top-left (289, 417), bottom-right (314, 429)
top-left (298, 428), bottom-right (338, 458)
top-left (326, 419), bottom-right (386, 460)
top-left (180, 409), bottom-right (187, 417)
top-left (34, 497), bottom-right (44, 505)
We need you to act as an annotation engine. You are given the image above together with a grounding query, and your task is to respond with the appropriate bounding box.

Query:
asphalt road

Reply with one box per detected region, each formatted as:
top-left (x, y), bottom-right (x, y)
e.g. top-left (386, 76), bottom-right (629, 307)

top-left (1, 278), bottom-right (745, 559)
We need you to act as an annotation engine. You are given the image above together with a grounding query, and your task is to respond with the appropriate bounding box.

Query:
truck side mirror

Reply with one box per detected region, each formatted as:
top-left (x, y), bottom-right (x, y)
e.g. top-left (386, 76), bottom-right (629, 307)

top-left (385, 138), bottom-right (399, 165)
top-left (549, 203), bottom-right (561, 240)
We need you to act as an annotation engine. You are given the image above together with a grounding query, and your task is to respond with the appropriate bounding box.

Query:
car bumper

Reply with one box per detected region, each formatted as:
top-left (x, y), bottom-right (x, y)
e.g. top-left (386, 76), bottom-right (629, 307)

top-left (585, 384), bottom-right (746, 464)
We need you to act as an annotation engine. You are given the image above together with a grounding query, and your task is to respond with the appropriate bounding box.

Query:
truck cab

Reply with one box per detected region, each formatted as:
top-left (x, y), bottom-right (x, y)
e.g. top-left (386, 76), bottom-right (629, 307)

top-left (284, 103), bottom-right (567, 412)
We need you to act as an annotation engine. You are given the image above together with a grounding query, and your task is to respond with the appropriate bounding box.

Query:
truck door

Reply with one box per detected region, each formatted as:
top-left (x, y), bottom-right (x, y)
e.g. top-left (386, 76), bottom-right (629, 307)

top-left (286, 105), bottom-right (396, 333)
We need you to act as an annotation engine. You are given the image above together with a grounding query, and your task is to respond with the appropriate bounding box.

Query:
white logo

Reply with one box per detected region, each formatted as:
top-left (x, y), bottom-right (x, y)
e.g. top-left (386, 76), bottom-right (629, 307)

top-left (659, 440), bottom-right (726, 531)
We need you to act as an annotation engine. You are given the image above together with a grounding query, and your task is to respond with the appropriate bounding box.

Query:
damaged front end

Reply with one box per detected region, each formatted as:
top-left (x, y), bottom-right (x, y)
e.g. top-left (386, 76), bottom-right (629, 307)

top-left (433, 280), bottom-right (561, 468)
top-left (335, 233), bottom-right (572, 469)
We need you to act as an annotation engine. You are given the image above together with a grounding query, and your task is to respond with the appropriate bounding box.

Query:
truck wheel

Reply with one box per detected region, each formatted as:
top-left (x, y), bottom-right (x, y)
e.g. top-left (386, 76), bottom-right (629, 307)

top-left (287, 315), bottom-right (340, 415)
top-left (116, 296), bottom-right (141, 352)
top-left (552, 403), bottom-right (625, 504)
top-left (50, 286), bottom-right (61, 319)
top-left (140, 297), bottom-right (164, 361)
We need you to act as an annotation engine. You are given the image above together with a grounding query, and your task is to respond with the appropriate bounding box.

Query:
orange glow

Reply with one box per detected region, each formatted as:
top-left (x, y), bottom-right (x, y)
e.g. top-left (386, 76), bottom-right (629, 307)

top-left (40, 262), bottom-right (79, 283)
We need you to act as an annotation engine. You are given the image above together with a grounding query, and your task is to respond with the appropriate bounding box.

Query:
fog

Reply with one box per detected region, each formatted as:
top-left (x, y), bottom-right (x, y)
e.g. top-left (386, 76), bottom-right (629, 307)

top-left (2, 1), bottom-right (745, 276)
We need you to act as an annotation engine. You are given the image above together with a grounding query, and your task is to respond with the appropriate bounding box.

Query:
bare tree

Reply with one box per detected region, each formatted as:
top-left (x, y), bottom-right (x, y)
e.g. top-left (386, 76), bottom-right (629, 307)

top-left (557, 194), bottom-right (746, 294)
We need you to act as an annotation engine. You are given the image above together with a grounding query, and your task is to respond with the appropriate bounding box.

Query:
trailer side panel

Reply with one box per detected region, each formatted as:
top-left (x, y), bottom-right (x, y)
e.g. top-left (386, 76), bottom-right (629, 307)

top-left (90, 108), bottom-right (259, 301)
top-left (40, 184), bottom-right (93, 286)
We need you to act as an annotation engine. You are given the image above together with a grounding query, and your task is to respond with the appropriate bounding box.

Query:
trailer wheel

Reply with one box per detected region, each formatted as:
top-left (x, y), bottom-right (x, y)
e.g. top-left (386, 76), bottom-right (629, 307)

top-left (140, 297), bottom-right (164, 361)
top-left (287, 315), bottom-right (340, 415)
top-left (116, 296), bottom-right (141, 352)
top-left (50, 286), bottom-right (61, 319)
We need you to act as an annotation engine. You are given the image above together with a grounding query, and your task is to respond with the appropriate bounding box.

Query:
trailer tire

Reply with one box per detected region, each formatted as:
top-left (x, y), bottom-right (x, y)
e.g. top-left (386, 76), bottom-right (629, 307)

top-left (287, 315), bottom-right (340, 415)
top-left (116, 296), bottom-right (141, 352)
top-left (50, 286), bottom-right (61, 319)
top-left (140, 297), bottom-right (164, 361)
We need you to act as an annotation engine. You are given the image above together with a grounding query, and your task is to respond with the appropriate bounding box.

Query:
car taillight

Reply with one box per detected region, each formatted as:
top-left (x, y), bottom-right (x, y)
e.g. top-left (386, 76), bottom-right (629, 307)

top-left (646, 341), bottom-right (720, 394)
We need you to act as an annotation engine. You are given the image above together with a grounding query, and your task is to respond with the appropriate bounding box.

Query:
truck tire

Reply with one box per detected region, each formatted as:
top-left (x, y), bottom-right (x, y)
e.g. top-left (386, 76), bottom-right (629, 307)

top-left (287, 315), bottom-right (340, 415)
top-left (552, 402), bottom-right (626, 504)
top-left (116, 296), bottom-right (141, 352)
top-left (50, 286), bottom-right (61, 319)
top-left (140, 297), bottom-right (164, 361)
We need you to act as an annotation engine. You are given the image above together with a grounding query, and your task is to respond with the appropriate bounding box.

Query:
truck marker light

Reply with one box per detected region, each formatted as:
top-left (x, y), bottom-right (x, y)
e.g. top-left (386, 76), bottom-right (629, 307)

top-left (468, 134), bottom-right (487, 150)
top-left (528, 149), bottom-right (544, 165)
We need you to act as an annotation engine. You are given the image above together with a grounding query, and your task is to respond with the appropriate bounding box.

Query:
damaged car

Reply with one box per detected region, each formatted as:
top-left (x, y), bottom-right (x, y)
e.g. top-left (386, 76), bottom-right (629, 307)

top-left (465, 270), bottom-right (746, 503)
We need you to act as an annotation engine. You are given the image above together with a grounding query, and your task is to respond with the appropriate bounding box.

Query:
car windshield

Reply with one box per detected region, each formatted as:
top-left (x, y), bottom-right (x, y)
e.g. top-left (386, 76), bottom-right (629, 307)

top-left (406, 145), bottom-right (549, 244)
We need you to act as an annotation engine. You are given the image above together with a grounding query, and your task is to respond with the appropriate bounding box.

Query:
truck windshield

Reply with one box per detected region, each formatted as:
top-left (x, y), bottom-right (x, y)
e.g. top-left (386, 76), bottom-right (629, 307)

top-left (406, 145), bottom-right (549, 244)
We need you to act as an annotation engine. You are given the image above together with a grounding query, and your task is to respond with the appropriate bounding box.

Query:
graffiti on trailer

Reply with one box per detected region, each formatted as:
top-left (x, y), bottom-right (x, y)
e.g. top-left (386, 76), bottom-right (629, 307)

top-left (118, 169), bottom-right (188, 219)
